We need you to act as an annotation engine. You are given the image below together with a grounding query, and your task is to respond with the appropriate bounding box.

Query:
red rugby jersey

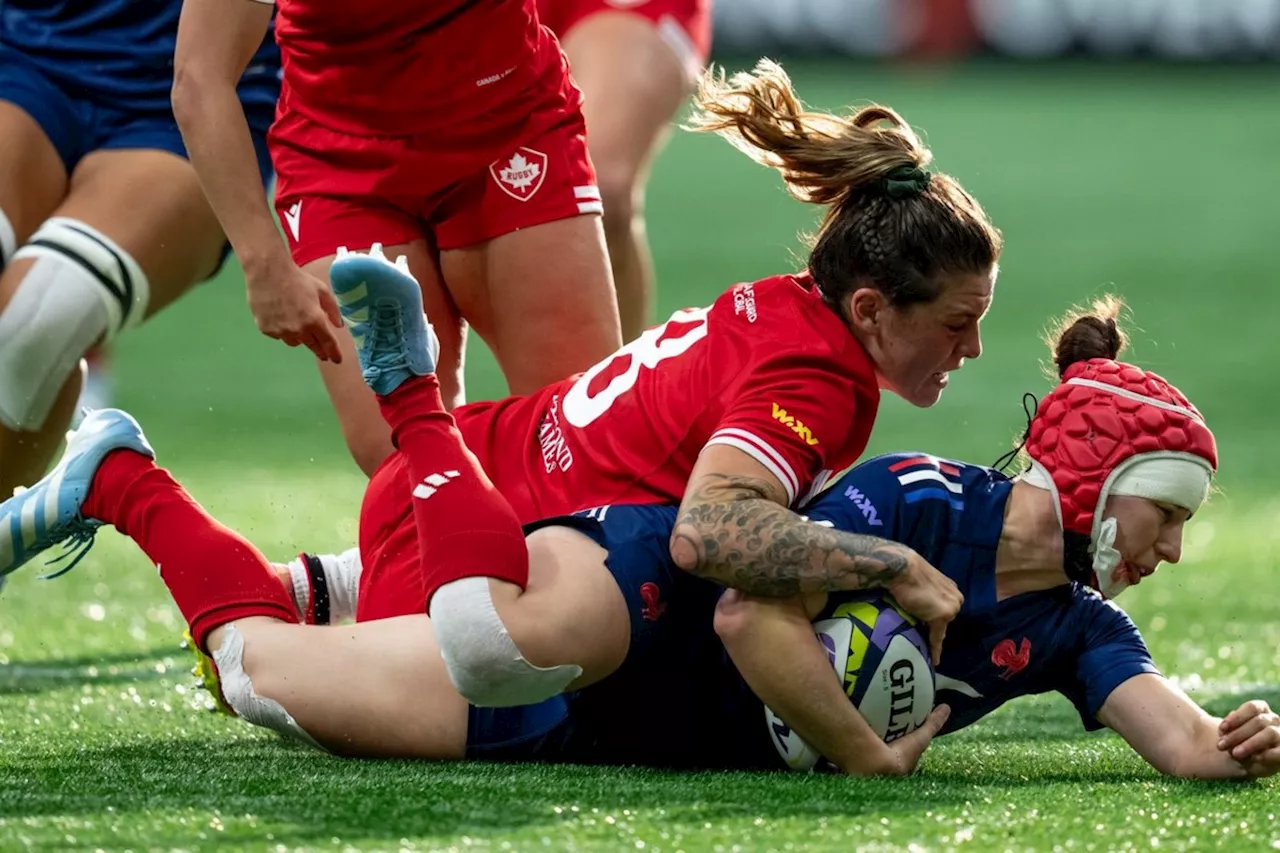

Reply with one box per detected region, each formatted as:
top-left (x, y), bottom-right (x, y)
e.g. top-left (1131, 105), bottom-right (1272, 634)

top-left (455, 273), bottom-right (883, 522)
top-left (271, 0), bottom-right (569, 137)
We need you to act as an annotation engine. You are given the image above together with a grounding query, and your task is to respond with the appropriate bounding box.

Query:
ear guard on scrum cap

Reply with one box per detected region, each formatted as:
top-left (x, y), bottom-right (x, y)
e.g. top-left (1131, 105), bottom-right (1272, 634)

top-left (1018, 358), bottom-right (1218, 599)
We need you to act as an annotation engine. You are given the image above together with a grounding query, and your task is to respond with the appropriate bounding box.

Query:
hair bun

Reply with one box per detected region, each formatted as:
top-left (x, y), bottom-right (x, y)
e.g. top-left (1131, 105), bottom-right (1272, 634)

top-left (1048, 296), bottom-right (1127, 379)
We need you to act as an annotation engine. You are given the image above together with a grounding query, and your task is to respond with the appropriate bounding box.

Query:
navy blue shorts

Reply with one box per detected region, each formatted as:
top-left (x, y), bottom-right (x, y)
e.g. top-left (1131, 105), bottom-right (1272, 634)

top-left (464, 505), bottom-right (690, 760)
top-left (465, 697), bottom-right (575, 761)
top-left (0, 42), bottom-right (274, 182)
top-left (0, 42), bottom-right (275, 271)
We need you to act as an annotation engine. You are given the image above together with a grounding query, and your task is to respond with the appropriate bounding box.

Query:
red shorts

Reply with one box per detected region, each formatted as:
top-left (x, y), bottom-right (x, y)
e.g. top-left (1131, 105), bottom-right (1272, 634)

top-left (270, 85), bottom-right (602, 266)
top-left (354, 388), bottom-right (556, 622)
top-left (537, 0), bottom-right (713, 81)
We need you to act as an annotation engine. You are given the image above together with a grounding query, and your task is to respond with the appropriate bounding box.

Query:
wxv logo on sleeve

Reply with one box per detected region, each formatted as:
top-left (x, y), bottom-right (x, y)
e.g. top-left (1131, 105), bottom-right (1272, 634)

top-left (843, 486), bottom-right (883, 526)
top-left (771, 403), bottom-right (819, 446)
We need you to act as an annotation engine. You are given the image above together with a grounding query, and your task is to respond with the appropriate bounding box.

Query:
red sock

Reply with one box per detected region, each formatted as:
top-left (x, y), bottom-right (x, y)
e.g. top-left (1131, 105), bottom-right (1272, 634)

top-left (81, 450), bottom-right (298, 651)
top-left (377, 374), bottom-right (529, 604)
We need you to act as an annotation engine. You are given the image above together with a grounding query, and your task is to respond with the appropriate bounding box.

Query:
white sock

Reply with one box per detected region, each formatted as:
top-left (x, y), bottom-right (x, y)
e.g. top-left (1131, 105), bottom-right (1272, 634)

top-left (324, 548), bottom-right (362, 622)
top-left (282, 548), bottom-right (362, 624)
top-left (0, 207), bottom-right (15, 268)
top-left (285, 557), bottom-right (311, 620)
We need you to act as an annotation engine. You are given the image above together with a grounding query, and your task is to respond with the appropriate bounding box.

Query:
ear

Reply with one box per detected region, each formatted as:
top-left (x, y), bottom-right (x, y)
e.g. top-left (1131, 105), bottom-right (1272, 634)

top-left (846, 287), bottom-right (888, 334)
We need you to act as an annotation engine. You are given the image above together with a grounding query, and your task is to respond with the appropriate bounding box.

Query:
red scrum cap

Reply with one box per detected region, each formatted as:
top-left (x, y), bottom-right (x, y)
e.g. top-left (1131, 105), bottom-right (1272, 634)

top-left (1020, 358), bottom-right (1218, 599)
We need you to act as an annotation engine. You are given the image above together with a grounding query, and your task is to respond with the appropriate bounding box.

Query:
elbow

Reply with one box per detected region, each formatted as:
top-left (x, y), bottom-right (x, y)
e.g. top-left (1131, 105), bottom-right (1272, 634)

top-left (170, 65), bottom-right (223, 130)
top-left (669, 495), bottom-right (776, 579)
top-left (712, 591), bottom-right (751, 644)
top-left (170, 70), bottom-right (201, 129)
top-left (669, 522), bottom-right (712, 579)
top-left (1158, 752), bottom-right (1193, 780)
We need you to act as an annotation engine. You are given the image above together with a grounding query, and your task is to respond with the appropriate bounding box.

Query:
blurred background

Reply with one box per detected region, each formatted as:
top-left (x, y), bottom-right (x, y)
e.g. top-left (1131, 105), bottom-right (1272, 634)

top-left (5, 0), bottom-right (1276, 667)
top-left (1, 9), bottom-right (1277, 846)
top-left (715, 0), bottom-right (1280, 60)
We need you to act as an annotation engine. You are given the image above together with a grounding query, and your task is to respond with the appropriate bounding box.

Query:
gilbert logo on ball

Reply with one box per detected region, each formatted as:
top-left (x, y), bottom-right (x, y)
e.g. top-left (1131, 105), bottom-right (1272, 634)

top-left (491, 148), bottom-right (548, 201)
top-left (765, 593), bottom-right (936, 771)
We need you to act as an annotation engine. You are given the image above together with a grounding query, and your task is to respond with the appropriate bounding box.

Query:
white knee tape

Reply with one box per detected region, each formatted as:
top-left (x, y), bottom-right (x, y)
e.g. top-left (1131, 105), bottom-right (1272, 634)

top-left (14, 217), bottom-right (150, 333)
top-left (430, 577), bottom-right (583, 708)
top-left (0, 207), bottom-right (15, 269)
top-left (212, 625), bottom-right (326, 751)
top-left (0, 218), bottom-right (151, 430)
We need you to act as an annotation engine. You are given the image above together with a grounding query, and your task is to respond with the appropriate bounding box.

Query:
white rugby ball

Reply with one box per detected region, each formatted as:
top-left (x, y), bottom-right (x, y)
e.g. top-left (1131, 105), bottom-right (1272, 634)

top-left (765, 594), bottom-right (936, 771)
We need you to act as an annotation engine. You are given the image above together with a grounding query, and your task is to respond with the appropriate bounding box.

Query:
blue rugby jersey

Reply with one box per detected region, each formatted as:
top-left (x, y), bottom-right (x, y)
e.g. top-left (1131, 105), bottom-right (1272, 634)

top-left (802, 453), bottom-right (1159, 734)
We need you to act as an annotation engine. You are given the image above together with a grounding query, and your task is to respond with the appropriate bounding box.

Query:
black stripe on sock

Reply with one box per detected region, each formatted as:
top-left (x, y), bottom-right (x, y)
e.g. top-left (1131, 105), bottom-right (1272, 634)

top-left (62, 222), bottom-right (136, 325)
top-left (303, 553), bottom-right (331, 626)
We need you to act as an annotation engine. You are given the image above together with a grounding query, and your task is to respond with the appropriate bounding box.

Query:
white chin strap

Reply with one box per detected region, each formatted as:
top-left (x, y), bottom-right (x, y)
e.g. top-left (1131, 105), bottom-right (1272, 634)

top-left (1091, 516), bottom-right (1127, 600)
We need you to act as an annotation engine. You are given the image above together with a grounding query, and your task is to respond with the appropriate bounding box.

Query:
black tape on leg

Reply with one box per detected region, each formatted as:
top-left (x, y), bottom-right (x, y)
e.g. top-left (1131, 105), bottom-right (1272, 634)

top-left (302, 553), bottom-right (331, 626)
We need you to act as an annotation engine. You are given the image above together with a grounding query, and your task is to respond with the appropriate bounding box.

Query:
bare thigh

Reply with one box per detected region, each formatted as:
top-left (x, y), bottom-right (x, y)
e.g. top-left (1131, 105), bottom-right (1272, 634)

top-left (0, 148), bottom-right (226, 353)
top-left (561, 12), bottom-right (691, 338)
top-left (226, 614), bottom-right (470, 759)
top-left (0, 100), bottom-right (72, 329)
top-left (0, 99), bottom-right (67, 244)
top-left (441, 216), bottom-right (622, 396)
top-left (307, 242), bottom-right (466, 477)
top-left (0, 147), bottom-right (228, 492)
top-left (57, 148), bottom-right (229, 316)
top-left (562, 13), bottom-right (689, 191)
top-left (489, 525), bottom-right (631, 687)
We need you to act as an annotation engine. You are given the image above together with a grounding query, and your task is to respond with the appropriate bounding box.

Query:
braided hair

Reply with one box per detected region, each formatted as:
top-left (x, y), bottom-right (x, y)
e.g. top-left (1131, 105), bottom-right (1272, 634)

top-left (687, 60), bottom-right (1002, 318)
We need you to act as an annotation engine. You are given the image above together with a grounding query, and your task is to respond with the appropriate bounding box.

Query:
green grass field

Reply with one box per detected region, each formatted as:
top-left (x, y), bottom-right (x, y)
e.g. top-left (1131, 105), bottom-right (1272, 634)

top-left (2, 60), bottom-right (1278, 851)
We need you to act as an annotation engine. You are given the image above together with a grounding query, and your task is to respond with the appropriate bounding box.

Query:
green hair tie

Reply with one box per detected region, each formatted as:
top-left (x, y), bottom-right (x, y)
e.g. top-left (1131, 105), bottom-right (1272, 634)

top-left (882, 164), bottom-right (932, 199)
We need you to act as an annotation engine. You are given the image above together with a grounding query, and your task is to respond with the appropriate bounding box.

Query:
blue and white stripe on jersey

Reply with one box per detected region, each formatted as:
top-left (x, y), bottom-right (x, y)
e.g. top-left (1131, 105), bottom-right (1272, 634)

top-left (886, 454), bottom-right (965, 511)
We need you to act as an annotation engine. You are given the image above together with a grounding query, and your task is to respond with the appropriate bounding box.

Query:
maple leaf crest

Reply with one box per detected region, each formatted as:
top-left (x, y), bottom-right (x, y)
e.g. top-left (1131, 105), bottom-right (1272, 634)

top-left (500, 153), bottom-right (541, 191)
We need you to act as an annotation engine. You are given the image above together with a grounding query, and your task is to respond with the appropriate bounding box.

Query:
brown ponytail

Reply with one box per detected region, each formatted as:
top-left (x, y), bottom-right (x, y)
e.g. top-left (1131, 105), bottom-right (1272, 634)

top-left (687, 59), bottom-right (1002, 314)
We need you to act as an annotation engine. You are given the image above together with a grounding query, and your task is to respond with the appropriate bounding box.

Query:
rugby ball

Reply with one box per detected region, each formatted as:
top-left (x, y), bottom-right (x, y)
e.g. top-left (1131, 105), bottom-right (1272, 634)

top-left (765, 592), bottom-right (936, 771)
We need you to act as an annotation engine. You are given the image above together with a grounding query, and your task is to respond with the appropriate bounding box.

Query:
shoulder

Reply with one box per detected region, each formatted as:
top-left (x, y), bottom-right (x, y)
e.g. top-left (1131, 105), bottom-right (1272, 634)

top-left (808, 452), bottom-right (1007, 540)
top-left (711, 279), bottom-right (874, 396)
top-left (709, 274), bottom-right (843, 348)
top-left (865, 453), bottom-right (971, 502)
top-left (706, 275), bottom-right (797, 335)
top-left (1069, 585), bottom-right (1142, 634)
top-left (1024, 584), bottom-right (1147, 667)
top-left (801, 452), bottom-right (923, 532)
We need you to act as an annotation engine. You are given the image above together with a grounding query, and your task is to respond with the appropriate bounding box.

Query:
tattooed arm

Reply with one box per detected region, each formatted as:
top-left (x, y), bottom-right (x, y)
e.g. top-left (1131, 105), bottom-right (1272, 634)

top-left (670, 445), bottom-right (962, 661)
top-left (671, 467), bottom-right (909, 596)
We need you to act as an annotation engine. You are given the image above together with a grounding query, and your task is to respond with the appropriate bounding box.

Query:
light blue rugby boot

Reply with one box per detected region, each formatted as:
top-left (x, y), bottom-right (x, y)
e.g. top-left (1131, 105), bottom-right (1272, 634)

top-left (328, 244), bottom-right (440, 396)
top-left (0, 408), bottom-right (154, 580)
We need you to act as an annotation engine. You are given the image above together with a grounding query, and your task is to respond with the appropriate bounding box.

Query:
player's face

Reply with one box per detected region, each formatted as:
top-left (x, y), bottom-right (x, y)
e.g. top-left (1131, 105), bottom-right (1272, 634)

top-left (1101, 495), bottom-right (1192, 590)
top-left (864, 267), bottom-right (997, 407)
